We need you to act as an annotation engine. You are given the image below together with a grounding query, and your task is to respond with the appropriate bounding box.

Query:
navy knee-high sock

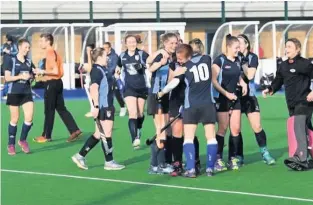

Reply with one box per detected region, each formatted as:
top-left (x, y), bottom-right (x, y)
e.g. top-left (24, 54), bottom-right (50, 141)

top-left (20, 122), bottom-right (32, 141)
top-left (128, 118), bottom-right (138, 142)
top-left (8, 123), bottom-right (17, 145)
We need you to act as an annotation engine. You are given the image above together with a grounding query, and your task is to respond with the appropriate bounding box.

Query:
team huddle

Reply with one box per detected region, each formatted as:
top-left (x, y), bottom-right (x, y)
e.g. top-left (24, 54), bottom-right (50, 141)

top-left (4, 31), bottom-right (313, 177)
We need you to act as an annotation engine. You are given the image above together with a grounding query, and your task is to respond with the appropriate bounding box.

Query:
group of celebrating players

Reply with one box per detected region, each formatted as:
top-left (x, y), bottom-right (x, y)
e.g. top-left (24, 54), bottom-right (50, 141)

top-left (71, 32), bottom-right (278, 176)
top-left (5, 30), bottom-right (313, 177)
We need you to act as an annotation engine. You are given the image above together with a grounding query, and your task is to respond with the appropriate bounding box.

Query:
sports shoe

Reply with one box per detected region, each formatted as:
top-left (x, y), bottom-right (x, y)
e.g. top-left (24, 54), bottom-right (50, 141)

top-left (18, 140), bottom-right (30, 154)
top-left (119, 107), bottom-right (127, 117)
top-left (67, 130), bottom-right (82, 142)
top-left (206, 168), bottom-right (214, 177)
top-left (33, 136), bottom-right (52, 143)
top-left (195, 160), bottom-right (201, 175)
top-left (214, 159), bottom-right (228, 172)
top-left (182, 169), bottom-right (197, 178)
top-left (261, 148), bottom-right (276, 165)
top-left (158, 164), bottom-right (174, 174)
top-left (229, 157), bottom-right (240, 170)
top-left (133, 137), bottom-right (140, 149)
top-left (237, 156), bottom-right (245, 167)
top-left (8, 145), bottom-right (16, 156)
top-left (171, 161), bottom-right (183, 177)
top-left (148, 166), bottom-right (159, 174)
top-left (104, 160), bottom-right (125, 170)
top-left (284, 156), bottom-right (311, 171)
top-left (71, 153), bottom-right (88, 170)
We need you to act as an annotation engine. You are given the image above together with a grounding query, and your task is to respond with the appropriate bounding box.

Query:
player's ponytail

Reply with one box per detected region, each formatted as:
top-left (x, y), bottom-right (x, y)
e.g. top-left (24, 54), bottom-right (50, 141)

top-left (225, 34), bottom-right (239, 55)
top-left (189, 38), bottom-right (204, 55)
top-left (226, 34), bottom-right (239, 48)
top-left (91, 47), bottom-right (105, 63)
top-left (238, 34), bottom-right (251, 51)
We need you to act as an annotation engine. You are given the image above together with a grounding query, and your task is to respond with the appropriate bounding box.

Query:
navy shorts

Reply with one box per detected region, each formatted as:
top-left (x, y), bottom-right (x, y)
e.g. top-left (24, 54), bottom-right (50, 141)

top-left (6, 93), bottom-right (33, 106)
top-left (241, 95), bottom-right (260, 114)
top-left (215, 95), bottom-right (241, 112)
top-left (183, 104), bottom-right (217, 125)
top-left (98, 106), bottom-right (115, 121)
top-left (169, 97), bottom-right (184, 118)
top-left (123, 87), bottom-right (148, 100)
top-left (147, 93), bottom-right (169, 115)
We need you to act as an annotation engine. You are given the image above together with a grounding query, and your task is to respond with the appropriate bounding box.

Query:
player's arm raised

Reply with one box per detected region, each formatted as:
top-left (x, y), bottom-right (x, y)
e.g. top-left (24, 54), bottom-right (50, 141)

top-left (148, 54), bottom-right (168, 73)
top-left (241, 55), bottom-right (257, 81)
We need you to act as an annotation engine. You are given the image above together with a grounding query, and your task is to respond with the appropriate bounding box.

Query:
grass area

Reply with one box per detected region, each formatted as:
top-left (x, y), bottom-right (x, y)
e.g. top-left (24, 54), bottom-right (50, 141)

top-left (1, 96), bottom-right (313, 205)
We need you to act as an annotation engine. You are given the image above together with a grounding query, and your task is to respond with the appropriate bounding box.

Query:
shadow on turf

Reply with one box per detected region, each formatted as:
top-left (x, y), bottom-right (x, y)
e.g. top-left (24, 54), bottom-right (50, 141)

top-left (199, 147), bottom-right (287, 167)
top-left (30, 133), bottom-right (92, 154)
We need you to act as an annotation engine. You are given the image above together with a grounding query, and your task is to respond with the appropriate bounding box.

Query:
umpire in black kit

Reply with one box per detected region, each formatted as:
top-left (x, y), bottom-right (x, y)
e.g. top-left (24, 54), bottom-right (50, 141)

top-left (263, 38), bottom-right (313, 171)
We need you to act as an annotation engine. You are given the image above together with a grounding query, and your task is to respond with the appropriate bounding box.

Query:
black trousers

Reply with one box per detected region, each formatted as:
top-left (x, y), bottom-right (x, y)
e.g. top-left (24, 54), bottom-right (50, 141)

top-left (42, 79), bottom-right (79, 139)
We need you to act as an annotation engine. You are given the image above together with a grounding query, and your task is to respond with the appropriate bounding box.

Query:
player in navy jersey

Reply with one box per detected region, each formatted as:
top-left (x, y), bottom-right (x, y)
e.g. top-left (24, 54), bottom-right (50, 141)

top-left (158, 44), bottom-right (218, 177)
top-left (147, 33), bottom-right (178, 174)
top-left (232, 34), bottom-right (275, 165)
top-left (72, 48), bottom-right (124, 171)
top-left (117, 35), bottom-right (149, 149)
top-left (4, 39), bottom-right (35, 155)
top-left (164, 39), bottom-right (205, 176)
top-left (212, 34), bottom-right (247, 171)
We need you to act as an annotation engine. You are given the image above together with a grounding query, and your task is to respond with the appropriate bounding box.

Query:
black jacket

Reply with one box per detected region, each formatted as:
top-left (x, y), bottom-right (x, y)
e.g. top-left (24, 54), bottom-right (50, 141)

top-left (270, 55), bottom-right (313, 108)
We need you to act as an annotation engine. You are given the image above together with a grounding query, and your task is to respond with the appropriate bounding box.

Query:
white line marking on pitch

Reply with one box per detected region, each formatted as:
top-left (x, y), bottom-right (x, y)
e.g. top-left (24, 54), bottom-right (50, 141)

top-left (2, 169), bottom-right (313, 203)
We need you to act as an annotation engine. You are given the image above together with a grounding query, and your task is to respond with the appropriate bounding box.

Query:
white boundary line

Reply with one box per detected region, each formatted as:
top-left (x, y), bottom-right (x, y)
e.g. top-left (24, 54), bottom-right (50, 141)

top-left (2, 169), bottom-right (313, 203)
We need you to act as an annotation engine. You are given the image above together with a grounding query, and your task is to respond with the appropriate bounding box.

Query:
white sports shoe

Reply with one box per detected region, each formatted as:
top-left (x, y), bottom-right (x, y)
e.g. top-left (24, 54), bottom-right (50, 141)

top-left (133, 138), bottom-right (141, 149)
top-left (104, 160), bottom-right (125, 170)
top-left (119, 107), bottom-right (127, 117)
top-left (71, 153), bottom-right (88, 170)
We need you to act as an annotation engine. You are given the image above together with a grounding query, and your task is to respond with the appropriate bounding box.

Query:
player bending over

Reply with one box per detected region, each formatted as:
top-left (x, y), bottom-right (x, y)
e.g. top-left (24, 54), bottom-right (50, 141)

top-left (263, 38), bottom-right (313, 171)
top-left (4, 39), bottom-right (35, 155)
top-left (116, 35), bottom-right (149, 149)
top-left (72, 48), bottom-right (125, 171)
top-left (147, 33), bottom-right (178, 174)
top-left (229, 34), bottom-right (275, 165)
top-left (212, 34), bottom-right (247, 171)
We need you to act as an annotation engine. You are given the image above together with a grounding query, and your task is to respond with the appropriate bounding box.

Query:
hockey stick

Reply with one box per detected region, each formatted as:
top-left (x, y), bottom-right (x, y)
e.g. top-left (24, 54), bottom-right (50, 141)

top-left (86, 86), bottom-right (112, 155)
top-left (146, 111), bottom-right (182, 146)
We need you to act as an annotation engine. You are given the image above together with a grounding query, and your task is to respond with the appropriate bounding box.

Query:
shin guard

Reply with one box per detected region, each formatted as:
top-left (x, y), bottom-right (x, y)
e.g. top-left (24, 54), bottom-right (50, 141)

top-left (307, 129), bottom-right (313, 158)
top-left (287, 116), bottom-right (297, 157)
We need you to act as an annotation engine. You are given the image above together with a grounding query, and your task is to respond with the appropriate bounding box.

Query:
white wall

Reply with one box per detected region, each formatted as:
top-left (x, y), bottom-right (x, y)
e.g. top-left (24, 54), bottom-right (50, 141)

top-left (1, 1), bottom-right (313, 20)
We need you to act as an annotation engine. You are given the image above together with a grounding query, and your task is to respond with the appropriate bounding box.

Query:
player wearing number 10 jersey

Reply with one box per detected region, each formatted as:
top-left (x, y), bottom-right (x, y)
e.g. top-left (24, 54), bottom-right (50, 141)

top-left (158, 44), bottom-right (217, 177)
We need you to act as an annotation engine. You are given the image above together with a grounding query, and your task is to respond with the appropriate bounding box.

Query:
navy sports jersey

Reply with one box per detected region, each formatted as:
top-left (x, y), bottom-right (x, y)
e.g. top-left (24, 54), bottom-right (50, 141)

top-left (238, 52), bottom-right (259, 96)
top-left (169, 61), bottom-right (185, 102)
top-left (213, 54), bottom-right (241, 97)
top-left (90, 64), bottom-right (114, 108)
top-left (150, 53), bottom-right (171, 94)
top-left (176, 55), bottom-right (214, 108)
top-left (3, 55), bottom-right (35, 94)
top-left (117, 48), bottom-right (149, 90)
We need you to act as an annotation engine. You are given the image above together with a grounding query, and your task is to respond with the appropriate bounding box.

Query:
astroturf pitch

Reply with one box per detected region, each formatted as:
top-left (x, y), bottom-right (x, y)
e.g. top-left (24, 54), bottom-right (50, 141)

top-left (1, 95), bottom-right (313, 205)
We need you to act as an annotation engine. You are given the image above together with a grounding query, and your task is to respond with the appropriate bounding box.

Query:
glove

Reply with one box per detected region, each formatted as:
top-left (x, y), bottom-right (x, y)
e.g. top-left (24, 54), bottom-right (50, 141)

top-left (116, 78), bottom-right (124, 92)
